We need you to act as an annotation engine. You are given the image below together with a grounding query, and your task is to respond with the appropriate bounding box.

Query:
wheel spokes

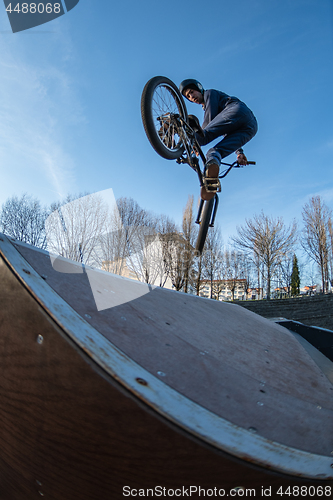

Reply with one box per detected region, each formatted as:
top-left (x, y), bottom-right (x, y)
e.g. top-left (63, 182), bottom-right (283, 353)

top-left (151, 84), bottom-right (184, 151)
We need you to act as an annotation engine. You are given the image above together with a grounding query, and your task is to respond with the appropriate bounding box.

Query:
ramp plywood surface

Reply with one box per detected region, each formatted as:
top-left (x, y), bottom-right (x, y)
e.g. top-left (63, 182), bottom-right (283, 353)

top-left (13, 239), bottom-right (333, 456)
top-left (0, 234), bottom-right (333, 498)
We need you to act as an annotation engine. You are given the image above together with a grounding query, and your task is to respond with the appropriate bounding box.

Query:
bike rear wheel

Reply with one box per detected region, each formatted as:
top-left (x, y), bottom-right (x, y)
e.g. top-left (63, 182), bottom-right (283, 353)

top-left (195, 198), bottom-right (215, 255)
top-left (141, 76), bottom-right (188, 160)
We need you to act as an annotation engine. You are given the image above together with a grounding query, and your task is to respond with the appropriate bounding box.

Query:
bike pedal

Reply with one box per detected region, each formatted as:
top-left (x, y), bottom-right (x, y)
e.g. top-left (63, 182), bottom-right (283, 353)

top-left (177, 155), bottom-right (190, 165)
top-left (203, 177), bottom-right (221, 193)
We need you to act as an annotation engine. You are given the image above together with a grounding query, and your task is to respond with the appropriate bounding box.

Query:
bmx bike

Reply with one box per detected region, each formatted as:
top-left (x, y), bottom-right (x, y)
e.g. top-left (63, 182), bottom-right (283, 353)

top-left (141, 76), bottom-right (255, 255)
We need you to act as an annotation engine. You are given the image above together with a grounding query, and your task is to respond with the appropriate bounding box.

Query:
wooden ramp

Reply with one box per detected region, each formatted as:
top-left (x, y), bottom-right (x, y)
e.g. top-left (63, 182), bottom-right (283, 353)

top-left (0, 233), bottom-right (332, 499)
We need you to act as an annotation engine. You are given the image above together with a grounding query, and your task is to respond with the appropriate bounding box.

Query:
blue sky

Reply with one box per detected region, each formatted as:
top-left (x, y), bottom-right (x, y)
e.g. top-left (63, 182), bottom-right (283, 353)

top-left (1, 0), bottom-right (333, 257)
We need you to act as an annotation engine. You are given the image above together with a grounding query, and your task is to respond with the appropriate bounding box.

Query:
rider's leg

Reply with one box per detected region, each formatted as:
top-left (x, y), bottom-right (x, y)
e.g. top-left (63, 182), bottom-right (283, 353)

top-left (199, 110), bottom-right (258, 201)
top-left (196, 102), bottom-right (256, 144)
top-left (200, 160), bottom-right (220, 201)
top-left (196, 103), bottom-right (258, 166)
top-left (206, 117), bottom-right (258, 164)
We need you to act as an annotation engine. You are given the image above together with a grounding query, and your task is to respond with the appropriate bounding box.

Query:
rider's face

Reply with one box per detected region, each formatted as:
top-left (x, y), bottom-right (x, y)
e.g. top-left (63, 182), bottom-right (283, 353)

top-left (184, 88), bottom-right (204, 104)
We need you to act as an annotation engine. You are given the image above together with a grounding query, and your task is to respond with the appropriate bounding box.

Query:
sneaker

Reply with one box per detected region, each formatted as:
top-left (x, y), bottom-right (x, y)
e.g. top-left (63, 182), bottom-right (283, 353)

top-left (200, 161), bottom-right (220, 201)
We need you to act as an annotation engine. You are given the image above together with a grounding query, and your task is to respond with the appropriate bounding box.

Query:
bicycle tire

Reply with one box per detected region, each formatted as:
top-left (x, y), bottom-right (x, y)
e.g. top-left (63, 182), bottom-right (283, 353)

top-left (195, 198), bottom-right (215, 255)
top-left (141, 76), bottom-right (188, 160)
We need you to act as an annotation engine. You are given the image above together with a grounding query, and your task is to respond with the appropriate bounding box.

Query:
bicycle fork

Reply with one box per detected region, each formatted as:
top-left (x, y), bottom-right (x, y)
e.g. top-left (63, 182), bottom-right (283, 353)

top-left (195, 194), bottom-right (219, 228)
top-left (176, 119), bottom-right (220, 230)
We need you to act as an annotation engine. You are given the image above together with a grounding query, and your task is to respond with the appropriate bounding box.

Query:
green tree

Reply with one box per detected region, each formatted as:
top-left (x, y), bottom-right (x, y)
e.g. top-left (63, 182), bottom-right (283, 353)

top-left (291, 254), bottom-right (300, 296)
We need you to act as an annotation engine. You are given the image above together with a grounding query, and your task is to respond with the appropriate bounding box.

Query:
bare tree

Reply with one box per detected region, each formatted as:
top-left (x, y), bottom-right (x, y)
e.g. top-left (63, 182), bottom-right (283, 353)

top-left (223, 249), bottom-right (247, 300)
top-left (153, 197), bottom-right (199, 293)
top-left (276, 255), bottom-right (294, 297)
top-left (95, 197), bottom-right (160, 282)
top-left (182, 196), bottom-right (198, 293)
top-left (232, 211), bottom-right (297, 299)
top-left (239, 251), bottom-right (256, 298)
top-left (328, 218), bottom-right (333, 288)
top-left (0, 193), bottom-right (49, 249)
top-left (113, 197), bottom-right (151, 273)
top-left (201, 224), bottom-right (224, 299)
top-left (162, 231), bottom-right (188, 291)
top-left (46, 192), bottom-right (109, 265)
top-left (95, 207), bottom-right (129, 276)
top-left (210, 250), bottom-right (226, 301)
top-left (192, 251), bottom-right (205, 296)
top-left (127, 223), bottom-right (166, 285)
top-left (304, 262), bottom-right (320, 293)
top-left (156, 214), bottom-right (178, 287)
top-left (252, 251), bottom-right (264, 298)
top-left (301, 196), bottom-right (332, 293)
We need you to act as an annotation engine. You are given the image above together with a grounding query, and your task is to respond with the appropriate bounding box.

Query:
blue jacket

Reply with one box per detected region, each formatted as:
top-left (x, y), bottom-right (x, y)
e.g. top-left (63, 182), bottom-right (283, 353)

top-left (202, 89), bottom-right (245, 128)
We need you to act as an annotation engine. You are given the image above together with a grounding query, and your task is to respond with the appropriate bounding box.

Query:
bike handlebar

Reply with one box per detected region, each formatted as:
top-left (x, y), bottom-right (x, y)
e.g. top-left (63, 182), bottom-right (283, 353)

top-left (219, 160), bottom-right (256, 178)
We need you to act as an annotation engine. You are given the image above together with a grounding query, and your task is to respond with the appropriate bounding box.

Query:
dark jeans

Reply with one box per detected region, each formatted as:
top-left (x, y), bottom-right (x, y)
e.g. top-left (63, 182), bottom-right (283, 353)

top-left (196, 101), bottom-right (258, 164)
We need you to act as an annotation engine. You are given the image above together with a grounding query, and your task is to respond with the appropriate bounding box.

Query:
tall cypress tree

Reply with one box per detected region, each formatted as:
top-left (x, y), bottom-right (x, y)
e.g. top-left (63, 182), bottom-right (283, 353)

top-left (291, 254), bottom-right (300, 296)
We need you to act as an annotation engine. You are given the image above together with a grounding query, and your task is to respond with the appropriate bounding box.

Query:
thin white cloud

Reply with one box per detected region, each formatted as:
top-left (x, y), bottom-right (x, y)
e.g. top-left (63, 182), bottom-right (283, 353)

top-left (0, 27), bottom-right (85, 204)
top-left (298, 187), bottom-right (333, 206)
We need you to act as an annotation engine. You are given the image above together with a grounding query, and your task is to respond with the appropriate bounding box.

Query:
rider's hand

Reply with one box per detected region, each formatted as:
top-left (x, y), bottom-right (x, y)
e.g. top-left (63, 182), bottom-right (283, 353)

top-left (237, 153), bottom-right (248, 165)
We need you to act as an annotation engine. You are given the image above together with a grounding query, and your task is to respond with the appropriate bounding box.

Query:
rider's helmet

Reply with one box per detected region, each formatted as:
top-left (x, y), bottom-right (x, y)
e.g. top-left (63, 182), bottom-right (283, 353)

top-left (179, 79), bottom-right (204, 99)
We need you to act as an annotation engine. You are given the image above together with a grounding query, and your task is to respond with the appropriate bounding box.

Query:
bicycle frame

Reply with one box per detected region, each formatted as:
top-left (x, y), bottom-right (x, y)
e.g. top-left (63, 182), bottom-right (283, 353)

top-left (142, 76), bottom-right (256, 255)
top-left (160, 113), bottom-right (250, 229)
top-left (159, 113), bottom-right (206, 186)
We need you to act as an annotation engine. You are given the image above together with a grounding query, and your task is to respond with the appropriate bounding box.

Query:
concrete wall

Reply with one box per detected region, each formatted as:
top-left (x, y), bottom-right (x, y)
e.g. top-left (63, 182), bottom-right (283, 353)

top-left (234, 294), bottom-right (333, 331)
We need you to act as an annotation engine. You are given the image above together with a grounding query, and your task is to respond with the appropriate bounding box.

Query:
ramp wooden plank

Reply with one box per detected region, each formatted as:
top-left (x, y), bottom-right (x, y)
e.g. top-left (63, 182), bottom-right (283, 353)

top-left (0, 234), bottom-right (333, 498)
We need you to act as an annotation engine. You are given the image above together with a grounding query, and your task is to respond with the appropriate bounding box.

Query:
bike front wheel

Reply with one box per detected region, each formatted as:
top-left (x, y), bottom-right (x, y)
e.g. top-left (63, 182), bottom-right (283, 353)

top-left (141, 76), bottom-right (188, 160)
top-left (195, 198), bottom-right (215, 255)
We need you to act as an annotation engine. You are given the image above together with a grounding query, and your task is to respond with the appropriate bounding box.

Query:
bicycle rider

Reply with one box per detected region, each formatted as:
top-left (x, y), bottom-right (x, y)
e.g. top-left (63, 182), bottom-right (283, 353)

top-left (179, 79), bottom-right (258, 200)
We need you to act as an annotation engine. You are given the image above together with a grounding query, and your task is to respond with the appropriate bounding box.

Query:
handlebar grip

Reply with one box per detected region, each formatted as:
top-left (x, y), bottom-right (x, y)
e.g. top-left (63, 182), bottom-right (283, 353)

top-left (247, 161), bottom-right (256, 165)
